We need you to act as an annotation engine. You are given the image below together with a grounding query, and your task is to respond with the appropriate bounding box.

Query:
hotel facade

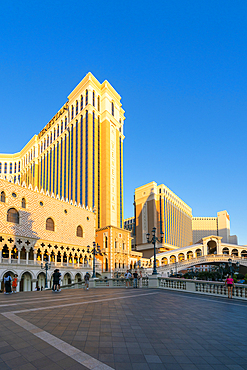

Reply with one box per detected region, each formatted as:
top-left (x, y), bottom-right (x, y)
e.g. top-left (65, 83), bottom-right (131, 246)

top-left (134, 182), bottom-right (193, 257)
top-left (0, 72), bottom-right (124, 230)
top-left (0, 73), bottom-right (142, 289)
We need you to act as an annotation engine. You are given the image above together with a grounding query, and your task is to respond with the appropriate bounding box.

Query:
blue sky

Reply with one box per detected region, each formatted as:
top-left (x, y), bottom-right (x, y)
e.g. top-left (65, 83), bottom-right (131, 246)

top-left (0, 1), bottom-right (246, 244)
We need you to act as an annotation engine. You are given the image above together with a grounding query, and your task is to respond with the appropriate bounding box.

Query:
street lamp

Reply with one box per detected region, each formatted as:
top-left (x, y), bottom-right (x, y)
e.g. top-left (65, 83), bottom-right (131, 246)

top-left (146, 227), bottom-right (164, 275)
top-left (87, 242), bottom-right (101, 278)
top-left (41, 258), bottom-right (51, 289)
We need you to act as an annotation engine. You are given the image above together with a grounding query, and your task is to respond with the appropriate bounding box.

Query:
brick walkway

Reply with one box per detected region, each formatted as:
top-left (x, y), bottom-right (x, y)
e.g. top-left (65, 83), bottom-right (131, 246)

top-left (0, 288), bottom-right (246, 369)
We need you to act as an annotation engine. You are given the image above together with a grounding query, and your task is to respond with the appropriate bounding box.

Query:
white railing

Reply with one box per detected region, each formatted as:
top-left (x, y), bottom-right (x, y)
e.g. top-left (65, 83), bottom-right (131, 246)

top-left (158, 277), bottom-right (247, 300)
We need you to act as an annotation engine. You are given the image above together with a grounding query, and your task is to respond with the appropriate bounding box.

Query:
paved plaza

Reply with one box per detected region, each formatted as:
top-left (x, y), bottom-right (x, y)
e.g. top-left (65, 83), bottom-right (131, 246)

top-left (0, 288), bottom-right (246, 370)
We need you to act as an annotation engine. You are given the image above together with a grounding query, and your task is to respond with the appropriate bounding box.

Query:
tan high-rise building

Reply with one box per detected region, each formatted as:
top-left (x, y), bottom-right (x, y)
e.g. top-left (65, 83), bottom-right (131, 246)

top-left (0, 73), bottom-right (125, 229)
top-left (134, 182), bottom-right (193, 257)
top-left (192, 210), bottom-right (237, 244)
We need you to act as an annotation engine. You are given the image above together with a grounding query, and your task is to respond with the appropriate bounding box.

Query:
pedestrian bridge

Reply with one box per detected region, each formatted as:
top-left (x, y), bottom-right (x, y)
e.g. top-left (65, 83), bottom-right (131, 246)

top-left (150, 235), bottom-right (247, 273)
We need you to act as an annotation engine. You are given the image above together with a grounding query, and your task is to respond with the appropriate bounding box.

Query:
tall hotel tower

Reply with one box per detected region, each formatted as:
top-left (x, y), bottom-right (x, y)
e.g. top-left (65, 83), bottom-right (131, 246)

top-left (0, 73), bottom-right (125, 229)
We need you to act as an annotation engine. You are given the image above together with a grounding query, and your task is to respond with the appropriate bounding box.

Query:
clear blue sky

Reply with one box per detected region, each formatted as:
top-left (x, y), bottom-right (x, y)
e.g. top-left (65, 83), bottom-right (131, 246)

top-left (0, 1), bottom-right (246, 244)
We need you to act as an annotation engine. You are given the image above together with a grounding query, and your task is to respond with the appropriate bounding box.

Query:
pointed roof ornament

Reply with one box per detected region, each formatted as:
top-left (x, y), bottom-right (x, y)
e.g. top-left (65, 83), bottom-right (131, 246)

top-left (51, 193), bottom-right (55, 198)
top-left (46, 190), bottom-right (50, 196)
top-left (40, 188), bottom-right (45, 194)
top-left (22, 181), bottom-right (27, 188)
top-left (34, 186), bottom-right (39, 192)
top-left (56, 194), bottom-right (60, 200)
top-left (28, 184), bottom-right (33, 190)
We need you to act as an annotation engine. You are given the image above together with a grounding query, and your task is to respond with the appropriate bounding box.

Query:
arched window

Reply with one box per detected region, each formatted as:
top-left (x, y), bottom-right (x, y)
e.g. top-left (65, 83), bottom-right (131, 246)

top-left (4, 163), bottom-right (7, 174)
top-left (61, 121), bottom-right (63, 133)
top-left (80, 95), bottom-right (83, 110)
top-left (21, 198), bottom-right (26, 209)
top-left (93, 91), bottom-right (95, 106)
top-left (9, 163), bottom-right (12, 174)
top-left (76, 225), bottom-right (83, 237)
top-left (18, 161), bottom-right (21, 172)
top-left (50, 132), bottom-right (53, 144)
top-left (65, 117), bottom-right (67, 129)
top-left (86, 90), bottom-right (88, 105)
top-left (46, 217), bottom-right (55, 231)
top-left (53, 129), bottom-right (56, 140)
top-left (97, 96), bottom-right (100, 111)
top-left (76, 100), bottom-right (78, 115)
top-left (47, 136), bottom-right (49, 146)
top-left (111, 102), bottom-right (114, 116)
top-left (14, 162), bottom-right (17, 173)
top-left (57, 124), bottom-right (59, 136)
top-left (71, 105), bottom-right (74, 120)
top-left (7, 208), bottom-right (19, 224)
top-left (1, 191), bottom-right (6, 203)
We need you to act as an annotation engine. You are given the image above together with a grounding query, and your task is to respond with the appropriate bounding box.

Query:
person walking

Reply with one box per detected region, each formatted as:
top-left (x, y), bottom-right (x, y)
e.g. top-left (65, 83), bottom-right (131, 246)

top-left (52, 269), bottom-right (61, 292)
top-left (125, 270), bottom-right (132, 288)
top-left (133, 270), bottom-right (138, 288)
top-left (12, 274), bottom-right (18, 293)
top-left (84, 272), bottom-right (90, 290)
top-left (139, 271), bottom-right (143, 288)
top-left (4, 273), bottom-right (12, 294)
top-left (225, 274), bottom-right (235, 299)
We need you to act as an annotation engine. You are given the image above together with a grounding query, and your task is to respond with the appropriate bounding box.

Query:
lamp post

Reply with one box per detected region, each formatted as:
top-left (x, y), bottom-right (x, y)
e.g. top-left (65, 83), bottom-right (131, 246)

top-left (146, 227), bottom-right (164, 275)
top-left (41, 258), bottom-right (51, 289)
top-left (87, 242), bottom-right (101, 278)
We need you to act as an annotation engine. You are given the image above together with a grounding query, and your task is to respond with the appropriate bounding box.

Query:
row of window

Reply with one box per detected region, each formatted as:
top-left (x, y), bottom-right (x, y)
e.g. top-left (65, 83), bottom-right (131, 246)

top-left (1, 191), bottom-right (26, 208)
top-left (5, 209), bottom-right (84, 237)
top-left (0, 161), bottom-right (21, 174)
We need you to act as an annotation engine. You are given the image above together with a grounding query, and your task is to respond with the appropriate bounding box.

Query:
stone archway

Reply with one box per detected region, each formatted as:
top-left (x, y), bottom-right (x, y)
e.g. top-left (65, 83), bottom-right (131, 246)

top-left (20, 271), bottom-right (32, 292)
top-left (207, 240), bottom-right (217, 255)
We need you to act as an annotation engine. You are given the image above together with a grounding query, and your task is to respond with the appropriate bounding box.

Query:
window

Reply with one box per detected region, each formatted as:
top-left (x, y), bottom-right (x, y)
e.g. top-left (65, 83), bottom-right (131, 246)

top-left (1, 191), bottom-right (6, 202)
top-left (47, 136), bottom-right (49, 146)
top-left (7, 208), bottom-right (19, 224)
top-left (4, 163), bottom-right (7, 174)
top-left (14, 162), bottom-right (17, 173)
top-left (93, 91), bottom-right (95, 106)
top-left (53, 129), bottom-right (56, 140)
top-left (98, 96), bottom-right (100, 111)
top-left (18, 161), bottom-right (20, 172)
top-left (76, 100), bottom-right (78, 115)
top-left (46, 217), bottom-right (54, 231)
top-left (21, 198), bottom-right (26, 208)
top-left (76, 225), bottom-right (83, 237)
top-left (111, 102), bottom-right (114, 116)
top-left (0, 163), bottom-right (1, 173)
top-left (71, 105), bottom-right (74, 120)
top-left (57, 124), bottom-right (60, 136)
top-left (86, 90), bottom-right (88, 105)
top-left (65, 117), bottom-right (67, 129)
top-left (50, 132), bottom-right (53, 144)
top-left (10, 163), bottom-right (12, 174)
top-left (80, 95), bottom-right (83, 110)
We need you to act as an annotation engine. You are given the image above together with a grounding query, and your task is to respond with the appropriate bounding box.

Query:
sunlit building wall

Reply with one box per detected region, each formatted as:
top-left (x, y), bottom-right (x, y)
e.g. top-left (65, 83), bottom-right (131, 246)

top-left (0, 73), bottom-right (125, 229)
top-left (134, 182), bottom-right (193, 256)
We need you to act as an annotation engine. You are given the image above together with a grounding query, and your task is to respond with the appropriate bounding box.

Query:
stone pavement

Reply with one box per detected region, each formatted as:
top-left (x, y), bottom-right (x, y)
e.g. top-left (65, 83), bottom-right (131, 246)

top-left (0, 287), bottom-right (246, 370)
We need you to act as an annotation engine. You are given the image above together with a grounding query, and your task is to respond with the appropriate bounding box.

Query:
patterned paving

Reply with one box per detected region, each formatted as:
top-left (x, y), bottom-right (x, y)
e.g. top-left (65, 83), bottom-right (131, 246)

top-left (0, 288), bottom-right (246, 369)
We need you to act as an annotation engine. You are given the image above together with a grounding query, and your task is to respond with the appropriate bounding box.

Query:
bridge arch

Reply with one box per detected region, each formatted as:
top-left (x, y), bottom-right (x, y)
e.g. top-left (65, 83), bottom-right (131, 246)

top-left (222, 247), bottom-right (229, 255)
top-left (231, 249), bottom-right (238, 257)
top-left (241, 250), bottom-right (247, 258)
top-left (207, 240), bottom-right (217, 255)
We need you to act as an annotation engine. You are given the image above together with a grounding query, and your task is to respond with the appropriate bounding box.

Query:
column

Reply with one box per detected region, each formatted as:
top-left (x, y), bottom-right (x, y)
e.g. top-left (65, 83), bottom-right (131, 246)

top-left (32, 280), bottom-right (37, 291)
top-left (26, 251), bottom-right (29, 265)
top-left (67, 256), bottom-right (69, 266)
top-left (72, 256), bottom-right (75, 267)
top-left (17, 279), bottom-right (20, 293)
top-left (0, 249), bottom-right (2, 264)
top-left (18, 250), bottom-right (20, 264)
top-left (34, 252), bottom-right (37, 264)
top-left (55, 254), bottom-right (57, 266)
top-left (77, 259), bottom-right (80, 267)
top-left (8, 250), bottom-right (11, 264)
top-left (48, 255), bottom-right (51, 262)
top-left (41, 253), bottom-right (44, 263)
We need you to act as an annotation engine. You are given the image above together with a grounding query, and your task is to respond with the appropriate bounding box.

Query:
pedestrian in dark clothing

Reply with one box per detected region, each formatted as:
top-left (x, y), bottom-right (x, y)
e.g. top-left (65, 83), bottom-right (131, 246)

top-left (84, 272), bottom-right (90, 290)
top-left (4, 273), bottom-right (12, 294)
top-left (133, 271), bottom-right (138, 288)
top-left (52, 269), bottom-right (61, 292)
